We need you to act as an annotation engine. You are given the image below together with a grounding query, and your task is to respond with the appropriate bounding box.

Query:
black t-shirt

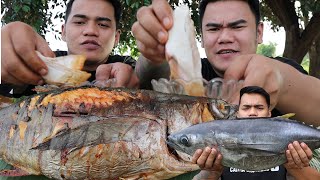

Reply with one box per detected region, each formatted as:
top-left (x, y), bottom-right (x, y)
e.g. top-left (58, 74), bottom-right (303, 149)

top-left (201, 56), bottom-right (308, 117)
top-left (221, 165), bottom-right (287, 180)
top-left (0, 51), bottom-right (136, 98)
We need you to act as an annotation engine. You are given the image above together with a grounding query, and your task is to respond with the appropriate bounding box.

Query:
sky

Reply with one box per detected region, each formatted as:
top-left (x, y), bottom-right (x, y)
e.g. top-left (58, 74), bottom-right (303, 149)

top-left (46, 20), bottom-right (286, 57)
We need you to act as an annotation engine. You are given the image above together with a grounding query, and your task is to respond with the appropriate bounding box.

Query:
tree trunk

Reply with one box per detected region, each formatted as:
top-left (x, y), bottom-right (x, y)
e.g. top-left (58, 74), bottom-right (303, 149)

top-left (265, 0), bottom-right (320, 64)
top-left (309, 36), bottom-right (320, 79)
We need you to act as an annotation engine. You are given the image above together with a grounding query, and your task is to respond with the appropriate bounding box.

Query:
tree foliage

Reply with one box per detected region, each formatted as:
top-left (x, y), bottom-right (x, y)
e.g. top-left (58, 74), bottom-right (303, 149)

top-left (257, 42), bottom-right (276, 57)
top-left (1, 0), bottom-right (200, 59)
top-left (2, 0), bottom-right (319, 77)
top-left (1, 0), bottom-right (67, 37)
top-left (261, 0), bottom-right (320, 78)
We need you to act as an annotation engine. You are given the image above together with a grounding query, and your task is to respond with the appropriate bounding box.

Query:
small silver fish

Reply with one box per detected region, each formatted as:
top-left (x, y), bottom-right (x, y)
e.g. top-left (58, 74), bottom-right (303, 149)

top-left (167, 117), bottom-right (320, 171)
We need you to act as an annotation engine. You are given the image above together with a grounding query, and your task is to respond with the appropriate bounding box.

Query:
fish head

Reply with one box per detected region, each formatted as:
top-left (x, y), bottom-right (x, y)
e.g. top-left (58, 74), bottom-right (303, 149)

top-left (209, 99), bottom-right (238, 119)
top-left (167, 131), bottom-right (208, 159)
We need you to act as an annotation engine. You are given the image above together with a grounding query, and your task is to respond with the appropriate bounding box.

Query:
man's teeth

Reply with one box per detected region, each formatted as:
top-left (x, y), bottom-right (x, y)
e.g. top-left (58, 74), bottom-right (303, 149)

top-left (219, 50), bottom-right (236, 54)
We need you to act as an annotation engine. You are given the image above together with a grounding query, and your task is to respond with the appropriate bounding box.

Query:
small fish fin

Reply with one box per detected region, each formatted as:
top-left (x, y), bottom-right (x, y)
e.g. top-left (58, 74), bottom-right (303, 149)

top-left (225, 143), bottom-right (280, 155)
top-left (0, 168), bottom-right (30, 177)
top-left (32, 116), bottom-right (156, 151)
top-left (33, 85), bottom-right (60, 93)
top-left (278, 113), bottom-right (296, 119)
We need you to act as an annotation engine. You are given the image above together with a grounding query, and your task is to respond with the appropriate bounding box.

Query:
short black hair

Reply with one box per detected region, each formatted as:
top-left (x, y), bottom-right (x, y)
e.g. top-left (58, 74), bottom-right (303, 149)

top-left (64, 0), bottom-right (122, 29)
top-left (239, 86), bottom-right (270, 107)
top-left (199, 0), bottom-right (261, 29)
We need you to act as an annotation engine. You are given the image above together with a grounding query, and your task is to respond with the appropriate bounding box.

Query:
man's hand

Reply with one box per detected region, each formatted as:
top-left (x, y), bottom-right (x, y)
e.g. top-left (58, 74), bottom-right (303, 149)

top-left (131, 0), bottom-right (173, 64)
top-left (1, 21), bottom-right (54, 85)
top-left (223, 54), bottom-right (285, 109)
top-left (192, 147), bottom-right (224, 180)
top-left (284, 141), bottom-right (313, 169)
top-left (95, 63), bottom-right (139, 88)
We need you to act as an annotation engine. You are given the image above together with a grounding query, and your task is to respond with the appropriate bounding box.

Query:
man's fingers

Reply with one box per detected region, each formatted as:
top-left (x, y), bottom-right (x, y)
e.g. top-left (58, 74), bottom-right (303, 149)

top-left (300, 142), bottom-right (313, 160)
top-left (35, 33), bottom-right (55, 58)
top-left (136, 6), bottom-right (168, 44)
top-left (196, 147), bottom-right (211, 169)
top-left (10, 24), bottom-right (48, 76)
top-left (152, 0), bottom-right (173, 30)
top-left (95, 65), bottom-right (112, 81)
top-left (192, 149), bottom-right (203, 164)
top-left (1, 69), bottom-right (26, 85)
top-left (127, 74), bottom-right (140, 89)
top-left (204, 148), bottom-right (218, 168)
top-left (132, 22), bottom-right (161, 49)
top-left (288, 142), bottom-right (303, 168)
top-left (223, 55), bottom-right (253, 82)
top-left (284, 149), bottom-right (300, 169)
top-left (213, 153), bottom-right (223, 168)
top-left (1, 36), bottom-right (43, 85)
top-left (292, 141), bottom-right (309, 167)
top-left (8, 61), bottom-right (44, 85)
top-left (114, 71), bottom-right (130, 87)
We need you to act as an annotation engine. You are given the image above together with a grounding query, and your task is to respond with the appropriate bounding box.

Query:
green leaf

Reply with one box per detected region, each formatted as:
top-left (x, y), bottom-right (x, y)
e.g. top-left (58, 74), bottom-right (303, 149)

top-left (22, 5), bottom-right (31, 12)
top-left (13, 5), bottom-right (21, 13)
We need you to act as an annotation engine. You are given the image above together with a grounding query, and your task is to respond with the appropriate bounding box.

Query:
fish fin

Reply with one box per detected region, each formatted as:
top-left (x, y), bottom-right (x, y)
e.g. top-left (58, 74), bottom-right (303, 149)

top-left (0, 168), bottom-right (30, 177)
top-left (223, 143), bottom-right (280, 155)
top-left (32, 116), bottom-right (159, 151)
top-left (278, 113), bottom-right (296, 119)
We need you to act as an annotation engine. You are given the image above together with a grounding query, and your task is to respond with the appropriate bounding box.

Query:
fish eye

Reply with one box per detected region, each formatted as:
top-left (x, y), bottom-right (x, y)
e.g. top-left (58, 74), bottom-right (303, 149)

top-left (180, 135), bottom-right (191, 147)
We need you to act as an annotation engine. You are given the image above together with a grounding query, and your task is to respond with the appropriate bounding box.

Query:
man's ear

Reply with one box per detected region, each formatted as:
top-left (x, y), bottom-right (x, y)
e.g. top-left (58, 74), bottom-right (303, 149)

top-left (268, 110), bottom-right (272, 117)
top-left (61, 24), bottom-right (66, 42)
top-left (201, 36), bottom-right (204, 48)
top-left (114, 29), bottom-right (120, 47)
top-left (257, 22), bottom-right (264, 44)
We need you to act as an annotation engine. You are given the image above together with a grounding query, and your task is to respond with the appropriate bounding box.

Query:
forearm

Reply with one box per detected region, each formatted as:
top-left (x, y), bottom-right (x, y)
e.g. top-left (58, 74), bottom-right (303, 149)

top-left (286, 166), bottom-right (320, 180)
top-left (135, 55), bottom-right (170, 90)
top-left (192, 170), bottom-right (221, 180)
top-left (276, 63), bottom-right (320, 126)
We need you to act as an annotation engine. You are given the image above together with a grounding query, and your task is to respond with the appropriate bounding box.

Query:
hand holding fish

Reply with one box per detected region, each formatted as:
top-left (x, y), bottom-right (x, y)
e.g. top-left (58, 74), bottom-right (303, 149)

top-left (284, 141), bottom-right (313, 169)
top-left (192, 147), bottom-right (223, 180)
top-left (95, 63), bottom-right (139, 88)
top-left (1, 22), bottom-right (54, 85)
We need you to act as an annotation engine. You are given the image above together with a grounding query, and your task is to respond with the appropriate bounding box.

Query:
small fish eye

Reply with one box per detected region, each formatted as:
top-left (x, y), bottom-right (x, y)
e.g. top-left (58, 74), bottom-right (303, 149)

top-left (180, 135), bottom-right (190, 147)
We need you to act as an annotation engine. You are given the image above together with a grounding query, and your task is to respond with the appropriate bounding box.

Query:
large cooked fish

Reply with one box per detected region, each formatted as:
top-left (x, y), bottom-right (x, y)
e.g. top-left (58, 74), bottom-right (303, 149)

top-left (0, 86), bottom-right (236, 179)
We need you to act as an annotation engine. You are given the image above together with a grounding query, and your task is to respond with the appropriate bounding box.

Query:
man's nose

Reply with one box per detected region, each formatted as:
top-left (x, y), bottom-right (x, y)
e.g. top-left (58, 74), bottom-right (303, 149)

top-left (83, 22), bottom-right (99, 36)
top-left (217, 28), bottom-right (234, 44)
top-left (248, 108), bottom-right (258, 117)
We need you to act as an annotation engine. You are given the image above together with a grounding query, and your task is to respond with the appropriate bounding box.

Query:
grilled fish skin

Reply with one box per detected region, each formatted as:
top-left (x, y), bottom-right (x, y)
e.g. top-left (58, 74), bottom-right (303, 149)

top-left (167, 117), bottom-right (320, 171)
top-left (0, 86), bottom-right (236, 179)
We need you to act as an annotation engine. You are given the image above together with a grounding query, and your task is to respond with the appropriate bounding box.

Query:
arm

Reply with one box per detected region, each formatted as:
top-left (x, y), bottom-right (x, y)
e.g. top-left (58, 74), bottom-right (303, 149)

top-left (135, 55), bottom-right (170, 89)
top-left (131, 0), bottom-right (173, 89)
top-left (276, 68), bottom-right (320, 126)
top-left (224, 54), bottom-right (320, 126)
top-left (1, 21), bottom-right (54, 85)
top-left (286, 167), bottom-right (320, 180)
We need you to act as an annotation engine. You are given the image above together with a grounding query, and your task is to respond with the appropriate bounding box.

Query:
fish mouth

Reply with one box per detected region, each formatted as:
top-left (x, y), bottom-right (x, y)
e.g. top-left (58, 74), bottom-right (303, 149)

top-left (166, 139), bottom-right (193, 162)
